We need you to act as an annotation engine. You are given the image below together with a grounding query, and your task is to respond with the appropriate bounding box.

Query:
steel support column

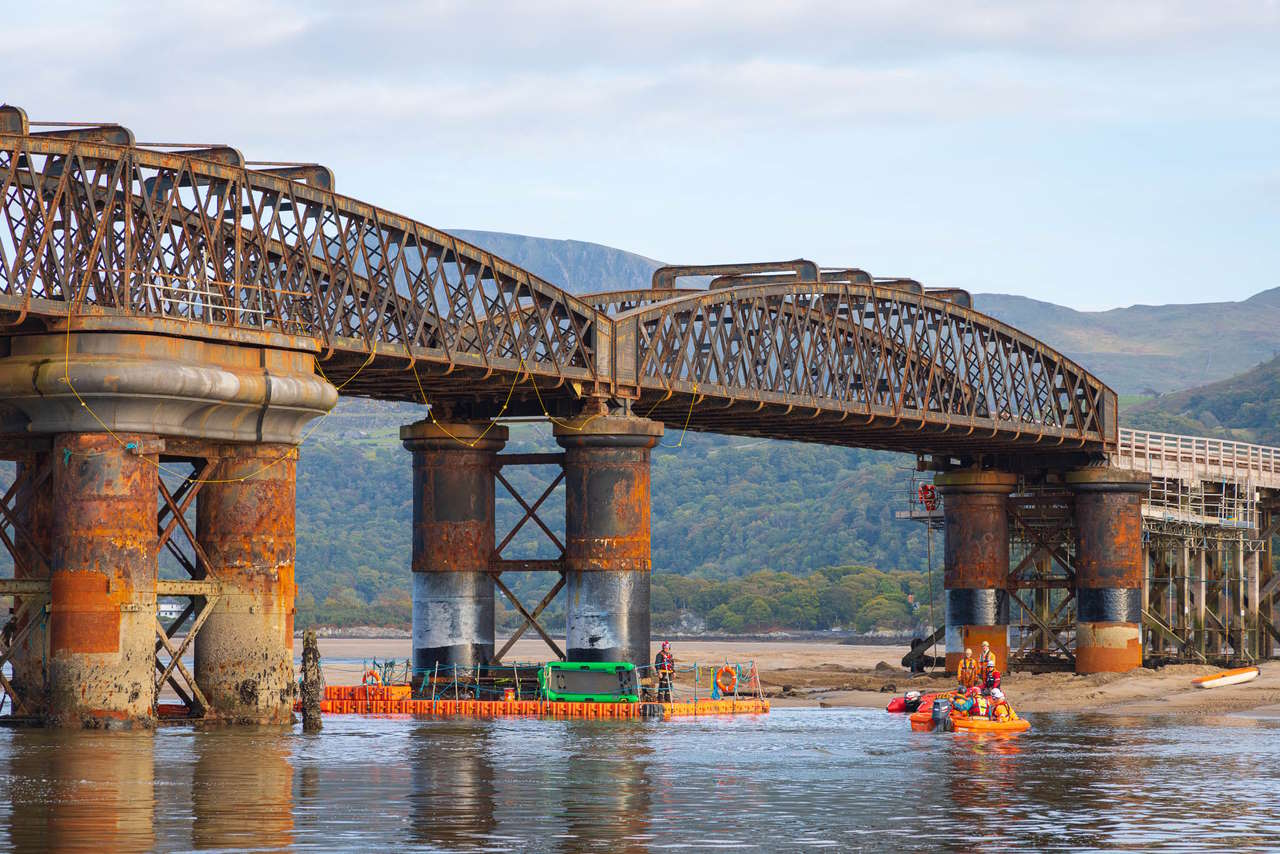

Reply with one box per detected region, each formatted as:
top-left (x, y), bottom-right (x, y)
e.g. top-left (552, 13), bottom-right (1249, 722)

top-left (10, 451), bottom-right (52, 715)
top-left (936, 469), bottom-right (1016, 674)
top-left (195, 444), bottom-right (299, 724)
top-left (553, 415), bottom-right (663, 666)
top-left (1068, 467), bottom-right (1149, 673)
top-left (400, 421), bottom-right (508, 681)
top-left (48, 433), bottom-right (160, 728)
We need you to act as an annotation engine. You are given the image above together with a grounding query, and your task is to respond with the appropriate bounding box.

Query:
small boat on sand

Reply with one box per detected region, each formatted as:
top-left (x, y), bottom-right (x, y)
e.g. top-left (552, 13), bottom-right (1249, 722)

top-left (1191, 666), bottom-right (1260, 689)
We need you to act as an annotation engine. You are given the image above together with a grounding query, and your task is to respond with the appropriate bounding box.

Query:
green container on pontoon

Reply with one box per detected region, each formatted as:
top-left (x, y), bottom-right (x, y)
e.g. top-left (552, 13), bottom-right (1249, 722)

top-left (539, 661), bottom-right (640, 703)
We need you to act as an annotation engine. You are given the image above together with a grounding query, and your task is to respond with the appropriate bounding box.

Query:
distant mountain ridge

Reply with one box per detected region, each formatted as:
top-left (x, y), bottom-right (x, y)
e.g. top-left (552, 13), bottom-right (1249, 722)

top-left (449, 228), bottom-right (1280, 394)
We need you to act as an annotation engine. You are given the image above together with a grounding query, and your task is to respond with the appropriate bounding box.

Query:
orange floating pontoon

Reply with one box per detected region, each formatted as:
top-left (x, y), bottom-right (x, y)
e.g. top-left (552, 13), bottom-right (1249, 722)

top-left (302, 685), bottom-right (769, 720)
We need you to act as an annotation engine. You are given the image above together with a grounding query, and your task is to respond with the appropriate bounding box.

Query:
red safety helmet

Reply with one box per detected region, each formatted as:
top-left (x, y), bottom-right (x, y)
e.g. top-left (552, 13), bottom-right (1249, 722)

top-left (661, 641), bottom-right (671, 651)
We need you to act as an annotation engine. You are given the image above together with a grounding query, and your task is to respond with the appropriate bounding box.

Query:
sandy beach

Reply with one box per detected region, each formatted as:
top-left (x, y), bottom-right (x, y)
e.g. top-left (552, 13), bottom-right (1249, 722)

top-left (314, 637), bottom-right (1280, 715)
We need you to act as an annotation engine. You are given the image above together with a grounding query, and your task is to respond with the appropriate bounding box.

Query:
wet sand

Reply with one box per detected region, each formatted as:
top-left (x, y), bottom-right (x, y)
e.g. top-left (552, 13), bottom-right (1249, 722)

top-left (314, 637), bottom-right (1280, 714)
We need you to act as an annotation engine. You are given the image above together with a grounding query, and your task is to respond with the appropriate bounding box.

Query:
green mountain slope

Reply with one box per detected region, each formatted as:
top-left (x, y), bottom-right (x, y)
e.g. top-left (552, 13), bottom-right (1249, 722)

top-left (1124, 354), bottom-right (1280, 446)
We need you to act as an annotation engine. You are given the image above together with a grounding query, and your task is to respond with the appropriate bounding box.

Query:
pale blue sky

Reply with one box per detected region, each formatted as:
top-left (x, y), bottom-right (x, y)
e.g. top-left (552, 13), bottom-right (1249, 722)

top-left (5, 1), bottom-right (1280, 309)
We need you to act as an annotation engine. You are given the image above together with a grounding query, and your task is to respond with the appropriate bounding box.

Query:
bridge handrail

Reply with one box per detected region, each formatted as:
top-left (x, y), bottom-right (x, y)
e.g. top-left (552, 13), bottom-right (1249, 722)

top-left (1115, 427), bottom-right (1280, 478)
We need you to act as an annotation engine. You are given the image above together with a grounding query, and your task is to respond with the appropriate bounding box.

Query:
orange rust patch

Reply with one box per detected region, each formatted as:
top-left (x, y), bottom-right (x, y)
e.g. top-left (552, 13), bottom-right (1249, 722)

top-left (1075, 622), bottom-right (1142, 673)
top-left (50, 571), bottom-right (123, 653)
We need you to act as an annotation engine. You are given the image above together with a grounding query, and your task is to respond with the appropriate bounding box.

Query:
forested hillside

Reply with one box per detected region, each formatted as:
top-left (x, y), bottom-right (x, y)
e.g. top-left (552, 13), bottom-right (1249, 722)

top-left (294, 417), bottom-right (934, 630)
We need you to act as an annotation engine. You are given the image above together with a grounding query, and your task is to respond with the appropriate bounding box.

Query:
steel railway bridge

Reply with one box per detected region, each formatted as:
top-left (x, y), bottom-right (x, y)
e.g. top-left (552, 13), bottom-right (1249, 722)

top-left (0, 105), bottom-right (1269, 727)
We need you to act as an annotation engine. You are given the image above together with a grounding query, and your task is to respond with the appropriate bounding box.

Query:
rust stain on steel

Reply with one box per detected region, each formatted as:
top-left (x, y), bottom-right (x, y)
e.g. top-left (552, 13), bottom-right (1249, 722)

top-left (935, 470), bottom-right (1017, 590)
top-left (48, 432), bottom-right (159, 728)
top-left (554, 417), bottom-right (663, 573)
top-left (401, 422), bottom-right (509, 573)
top-left (195, 443), bottom-right (299, 724)
top-left (1068, 469), bottom-right (1148, 590)
top-left (1074, 623), bottom-right (1143, 673)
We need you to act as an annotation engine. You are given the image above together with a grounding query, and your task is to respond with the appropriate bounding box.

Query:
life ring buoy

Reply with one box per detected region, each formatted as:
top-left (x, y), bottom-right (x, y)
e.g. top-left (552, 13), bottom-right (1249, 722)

top-left (715, 665), bottom-right (737, 695)
top-left (362, 669), bottom-right (382, 686)
top-left (917, 483), bottom-right (938, 512)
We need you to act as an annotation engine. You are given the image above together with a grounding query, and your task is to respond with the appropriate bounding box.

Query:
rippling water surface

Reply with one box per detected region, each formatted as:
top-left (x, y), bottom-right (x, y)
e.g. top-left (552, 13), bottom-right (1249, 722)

top-left (0, 708), bottom-right (1277, 852)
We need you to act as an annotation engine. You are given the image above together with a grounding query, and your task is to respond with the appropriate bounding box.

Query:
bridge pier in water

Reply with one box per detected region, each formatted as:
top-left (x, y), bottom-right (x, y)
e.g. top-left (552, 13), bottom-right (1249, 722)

top-left (401, 421), bottom-right (508, 681)
top-left (48, 432), bottom-right (160, 729)
top-left (936, 470), bottom-right (1017, 675)
top-left (1067, 468), bottom-right (1149, 673)
top-left (0, 330), bottom-right (335, 727)
top-left (194, 444), bottom-right (300, 724)
top-left (555, 415), bottom-right (662, 666)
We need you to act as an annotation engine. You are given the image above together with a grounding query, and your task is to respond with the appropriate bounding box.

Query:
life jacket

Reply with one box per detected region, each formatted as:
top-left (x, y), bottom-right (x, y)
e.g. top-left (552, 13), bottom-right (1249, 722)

top-left (978, 650), bottom-right (995, 676)
top-left (655, 651), bottom-right (674, 674)
top-left (991, 700), bottom-right (1012, 721)
top-left (972, 695), bottom-right (990, 717)
top-left (958, 657), bottom-right (979, 685)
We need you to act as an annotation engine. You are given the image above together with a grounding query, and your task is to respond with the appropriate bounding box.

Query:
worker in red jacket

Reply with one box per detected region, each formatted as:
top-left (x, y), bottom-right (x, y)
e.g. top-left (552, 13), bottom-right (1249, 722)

top-left (654, 641), bottom-right (675, 702)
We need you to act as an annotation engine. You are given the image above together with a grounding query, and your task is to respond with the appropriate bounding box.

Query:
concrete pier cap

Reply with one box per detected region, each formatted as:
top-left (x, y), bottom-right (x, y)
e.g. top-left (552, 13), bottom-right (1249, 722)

top-left (934, 468), bottom-right (1018, 675)
top-left (1066, 466), bottom-right (1150, 674)
top-left (553, 414), bottom-right (663, 667)
top-left (400, 420), bottom-right (509, 681)
top-left (0, 331), bottom-right (337, 444)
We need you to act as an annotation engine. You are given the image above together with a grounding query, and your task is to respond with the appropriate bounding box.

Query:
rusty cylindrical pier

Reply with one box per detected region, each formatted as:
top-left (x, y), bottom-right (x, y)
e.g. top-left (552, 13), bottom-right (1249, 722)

top-left (936, 469), bottom-right (1017, 675)
top-left (400, 421), bottom-right (508, 680)
top-left (48, 433), bottom-right (161, 728)
top-left (195, 444), bottom-right (299, 724)
top-left (554, 415), bottom-right (663, 666)
top-left (1067, 468), bottom-right (1149, 673)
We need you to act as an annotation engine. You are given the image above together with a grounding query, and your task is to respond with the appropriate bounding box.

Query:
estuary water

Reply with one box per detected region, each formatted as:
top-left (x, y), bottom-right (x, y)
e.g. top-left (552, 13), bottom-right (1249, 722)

top-left (0, 708), bottom-right (1276, 852)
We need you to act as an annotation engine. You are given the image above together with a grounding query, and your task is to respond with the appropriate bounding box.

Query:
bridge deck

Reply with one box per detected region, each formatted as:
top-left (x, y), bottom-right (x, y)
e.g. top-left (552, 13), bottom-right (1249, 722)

top-left (1111, 428), bottom-right (1280, 493)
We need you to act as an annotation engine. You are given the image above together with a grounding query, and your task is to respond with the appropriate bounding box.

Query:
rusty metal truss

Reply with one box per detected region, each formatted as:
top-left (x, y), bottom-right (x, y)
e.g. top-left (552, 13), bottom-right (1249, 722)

top-left (153, 459), bottom-right (222, 716)
top-left (0, 107), bottom-right (1115, 457)
top-left (490, 453), bottom-right (567, 663)
top-left (611, 266), bottom-right (1114, 453)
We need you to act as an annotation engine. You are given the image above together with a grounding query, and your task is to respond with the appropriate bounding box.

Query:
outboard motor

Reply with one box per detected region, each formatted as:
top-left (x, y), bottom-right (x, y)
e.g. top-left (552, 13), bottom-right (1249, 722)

top-left (931, 697), bottom-right (953, 732)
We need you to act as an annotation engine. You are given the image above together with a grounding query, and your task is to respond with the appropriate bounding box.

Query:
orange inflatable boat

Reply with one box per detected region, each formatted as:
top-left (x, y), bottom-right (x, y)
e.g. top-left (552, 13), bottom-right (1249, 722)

top-left (909, 704), bottom-right (1030, 734)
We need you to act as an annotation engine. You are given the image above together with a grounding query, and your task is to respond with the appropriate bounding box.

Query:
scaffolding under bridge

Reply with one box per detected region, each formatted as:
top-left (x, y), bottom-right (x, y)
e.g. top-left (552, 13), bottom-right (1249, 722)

top-left (899, 428), bottom-right (1280, 667)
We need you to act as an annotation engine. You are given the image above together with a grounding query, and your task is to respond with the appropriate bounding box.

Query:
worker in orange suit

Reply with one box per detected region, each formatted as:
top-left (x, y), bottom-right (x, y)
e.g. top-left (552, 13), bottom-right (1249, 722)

top-left (978, 640), bottom-right (996, 683)
top-left (957, 648), bottom-right (979, 690)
